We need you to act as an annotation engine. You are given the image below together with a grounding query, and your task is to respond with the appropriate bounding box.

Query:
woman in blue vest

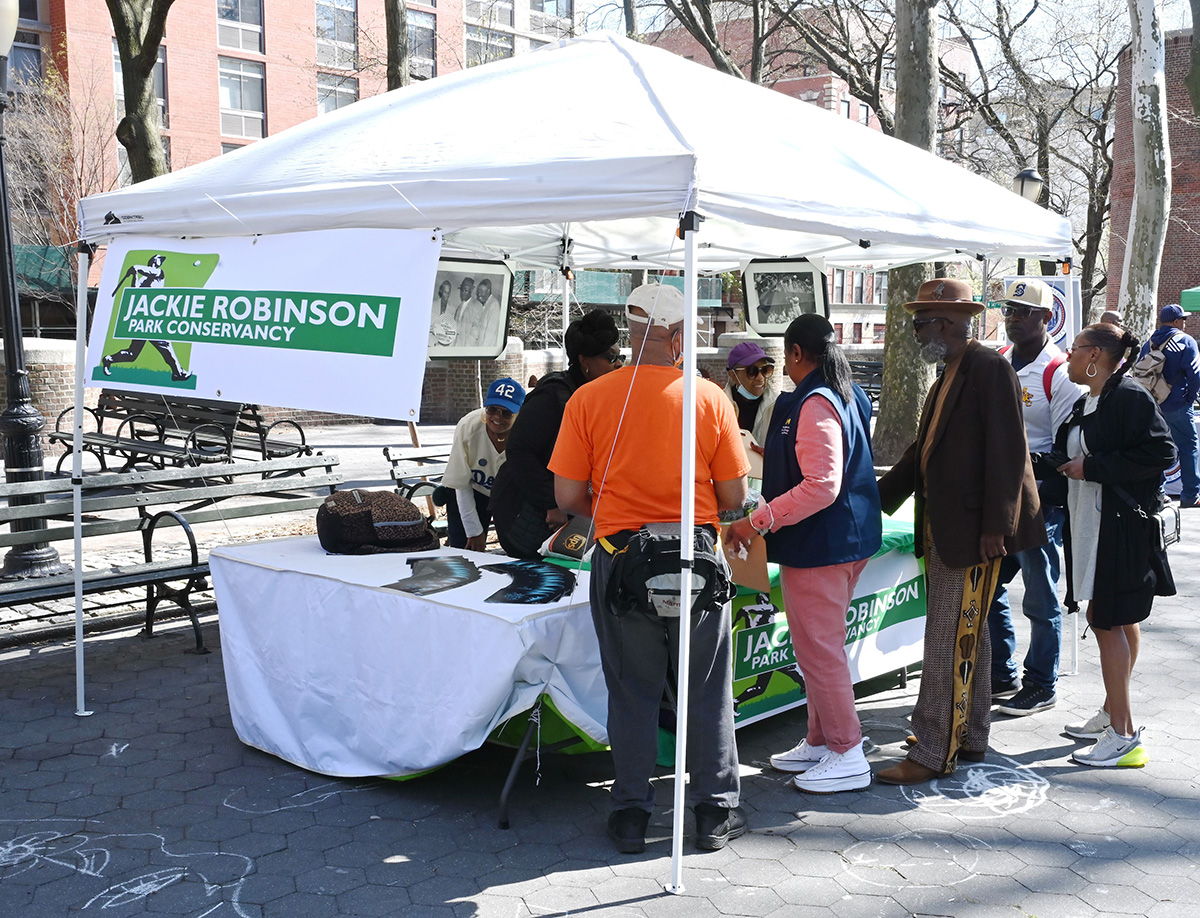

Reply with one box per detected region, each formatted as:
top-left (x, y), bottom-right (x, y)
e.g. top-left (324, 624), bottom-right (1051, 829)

top-left (727, 314), bottom-right (882, 793)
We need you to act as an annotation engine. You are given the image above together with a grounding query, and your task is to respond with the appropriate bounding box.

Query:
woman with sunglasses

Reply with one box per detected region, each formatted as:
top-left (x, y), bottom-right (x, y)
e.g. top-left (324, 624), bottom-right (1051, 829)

top-left (1034, 323), bottom-right (1176, 767)
top-left (441, 376), bottom-right (526, 551)
top-left (726, 314), bottom-right (882, 793)
top-left (491, 311), bottom-right (623, 558)
top-left (722, 341), bottom-right (780, 456)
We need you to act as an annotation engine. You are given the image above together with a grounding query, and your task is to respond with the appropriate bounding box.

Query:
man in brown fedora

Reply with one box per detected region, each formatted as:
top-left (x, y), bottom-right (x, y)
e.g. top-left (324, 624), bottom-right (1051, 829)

top-left (876, 278), bottom-right (1045, 785)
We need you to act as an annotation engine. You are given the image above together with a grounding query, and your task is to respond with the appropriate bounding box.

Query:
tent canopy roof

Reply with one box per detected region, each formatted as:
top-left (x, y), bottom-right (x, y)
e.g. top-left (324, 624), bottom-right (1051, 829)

top-left (80, 33), bottom-right (1072, 272)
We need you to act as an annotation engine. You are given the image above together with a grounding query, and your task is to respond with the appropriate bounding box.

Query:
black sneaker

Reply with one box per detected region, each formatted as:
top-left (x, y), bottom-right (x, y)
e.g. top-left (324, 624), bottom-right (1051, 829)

top-left (991, 677), bottom-right (1022, 701)
top-left (694, 804), bottom-right (748, 851)
top-left (607, 808), bottom-right (649, 854)
top-left (997, 684), bottom-right (1057, 717)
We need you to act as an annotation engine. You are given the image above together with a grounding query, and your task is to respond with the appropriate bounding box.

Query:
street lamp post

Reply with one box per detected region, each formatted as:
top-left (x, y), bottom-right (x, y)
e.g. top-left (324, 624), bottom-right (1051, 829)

top-left (1012, 168), bottom-right (1045, 277)
top-left (0, 0), bottom-right (67, 579)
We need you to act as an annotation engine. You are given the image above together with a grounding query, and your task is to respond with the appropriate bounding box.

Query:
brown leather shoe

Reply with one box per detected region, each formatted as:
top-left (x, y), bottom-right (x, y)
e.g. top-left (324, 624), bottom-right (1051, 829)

top-left (876, 759), bottom-right (940, 785)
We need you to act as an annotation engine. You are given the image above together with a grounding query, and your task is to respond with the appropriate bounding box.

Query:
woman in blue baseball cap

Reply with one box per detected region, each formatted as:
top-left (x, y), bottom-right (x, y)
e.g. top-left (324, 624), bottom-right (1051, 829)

top-left (441, 376), bottom-right (526, 551)
top-left (723, 340), bottom-right (780, 457)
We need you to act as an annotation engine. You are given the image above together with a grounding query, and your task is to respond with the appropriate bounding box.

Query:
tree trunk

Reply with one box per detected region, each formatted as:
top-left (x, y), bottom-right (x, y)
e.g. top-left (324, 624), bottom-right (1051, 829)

top-left (1118, 0), bottom-right (1171, 340)
top-left (107, 0), bottom-right (173, 184)
top-left (623, 0), bottom-right (638, 39)
top-left (385, 0), bottom-right (410, 91)
top-left (874, 0), bottom-right (939, 465)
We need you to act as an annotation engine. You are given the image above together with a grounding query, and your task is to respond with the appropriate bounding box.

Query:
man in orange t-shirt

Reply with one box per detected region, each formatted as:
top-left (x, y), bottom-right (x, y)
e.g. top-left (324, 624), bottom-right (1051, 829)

top-left (550, 284), bottom-right (749, 855)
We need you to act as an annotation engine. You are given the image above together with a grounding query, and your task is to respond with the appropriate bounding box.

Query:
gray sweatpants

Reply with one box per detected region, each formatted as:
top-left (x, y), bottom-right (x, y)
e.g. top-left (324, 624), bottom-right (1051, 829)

top-left (589, 544), bottom-right (740, 813)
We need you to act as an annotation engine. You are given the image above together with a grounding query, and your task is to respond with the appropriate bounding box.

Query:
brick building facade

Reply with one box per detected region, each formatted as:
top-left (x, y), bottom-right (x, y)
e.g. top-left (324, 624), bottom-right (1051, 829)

top-left (1107, 29), bottom-right (1200, 336)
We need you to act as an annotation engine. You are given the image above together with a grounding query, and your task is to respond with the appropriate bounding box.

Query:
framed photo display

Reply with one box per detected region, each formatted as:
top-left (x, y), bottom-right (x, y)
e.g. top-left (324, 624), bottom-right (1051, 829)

top-left (743, 259), bottom-right (828, 336)
top-left (426, 258), bottom-right (513, 359)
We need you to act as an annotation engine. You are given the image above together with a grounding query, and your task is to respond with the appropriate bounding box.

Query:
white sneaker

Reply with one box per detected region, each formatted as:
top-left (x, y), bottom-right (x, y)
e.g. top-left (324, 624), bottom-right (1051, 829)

top-left (791, 745), bottom-right (872, 794)
top-left (770, 739), bottom-right (828, 773)
top-left (1065, 708), bottom-right (1111, 740)
top-left (1071, 726), bottom-right (1148, 767)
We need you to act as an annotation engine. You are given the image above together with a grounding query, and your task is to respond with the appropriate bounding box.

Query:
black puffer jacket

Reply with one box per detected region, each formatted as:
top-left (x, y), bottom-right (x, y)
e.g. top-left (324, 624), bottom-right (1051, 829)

top-left (490, 367), bottom-right (585, 558)
top-left (1033, 374), bottom-right (1177, 614)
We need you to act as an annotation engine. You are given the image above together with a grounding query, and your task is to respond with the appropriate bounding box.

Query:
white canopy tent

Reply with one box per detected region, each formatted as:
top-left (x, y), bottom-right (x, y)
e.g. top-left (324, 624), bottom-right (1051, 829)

top-left (72, 32), bottom-right (1072, 891)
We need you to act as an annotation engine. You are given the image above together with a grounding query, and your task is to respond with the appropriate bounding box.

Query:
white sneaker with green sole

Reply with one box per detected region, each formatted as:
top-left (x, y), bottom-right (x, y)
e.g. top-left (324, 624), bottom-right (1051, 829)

top-left (1072, 726), bottom-right (1147, 767)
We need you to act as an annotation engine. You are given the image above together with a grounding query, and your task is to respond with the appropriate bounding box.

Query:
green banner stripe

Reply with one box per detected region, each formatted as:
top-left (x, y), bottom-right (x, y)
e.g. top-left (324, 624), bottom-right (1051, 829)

top-left (113, 287), bottom-right (402, 357)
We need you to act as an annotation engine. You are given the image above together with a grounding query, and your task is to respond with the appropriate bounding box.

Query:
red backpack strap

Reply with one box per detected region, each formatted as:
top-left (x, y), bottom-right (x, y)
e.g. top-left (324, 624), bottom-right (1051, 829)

top-left (1000, 344), bottom-right (1012, 356)
top-left (1042, 354), bottom-right (1066, 401)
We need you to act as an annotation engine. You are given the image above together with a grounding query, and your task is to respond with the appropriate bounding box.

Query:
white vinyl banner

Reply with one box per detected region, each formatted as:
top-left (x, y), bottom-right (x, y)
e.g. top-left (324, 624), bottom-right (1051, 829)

top-left (86, 230), bottom-right (443, 420)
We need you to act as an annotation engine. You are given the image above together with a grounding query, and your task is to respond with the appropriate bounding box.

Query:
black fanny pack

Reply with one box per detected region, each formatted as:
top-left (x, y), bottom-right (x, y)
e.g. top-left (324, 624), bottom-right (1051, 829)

top-left (603, 523), bottom-right (733, 618)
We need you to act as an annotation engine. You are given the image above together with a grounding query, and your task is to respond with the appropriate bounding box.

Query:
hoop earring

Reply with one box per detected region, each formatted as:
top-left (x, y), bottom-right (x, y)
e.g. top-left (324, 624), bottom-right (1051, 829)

top-left (1086, 362), bottom-right (1097, 378)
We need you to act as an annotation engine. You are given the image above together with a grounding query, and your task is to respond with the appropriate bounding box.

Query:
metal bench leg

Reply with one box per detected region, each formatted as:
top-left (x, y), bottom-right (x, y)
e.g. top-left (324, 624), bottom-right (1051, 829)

top-left (142, 583), bottom-right (210, 655)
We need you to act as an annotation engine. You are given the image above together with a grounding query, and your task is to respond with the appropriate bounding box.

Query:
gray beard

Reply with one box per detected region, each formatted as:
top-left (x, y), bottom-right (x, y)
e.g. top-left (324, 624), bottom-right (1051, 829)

top-left (920, 337), bottom-right (949, 364)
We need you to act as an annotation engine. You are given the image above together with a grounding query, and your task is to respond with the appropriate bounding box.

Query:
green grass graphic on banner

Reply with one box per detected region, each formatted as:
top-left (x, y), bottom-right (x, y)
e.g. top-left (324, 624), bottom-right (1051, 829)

top-left (94, 250), bottom-right (220, 387)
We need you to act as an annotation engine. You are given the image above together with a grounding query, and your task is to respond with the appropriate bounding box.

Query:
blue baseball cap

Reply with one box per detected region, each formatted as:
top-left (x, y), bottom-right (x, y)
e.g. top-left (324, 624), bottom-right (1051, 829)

top-left (1160, 304), bottom-right (1185, 322)
top-left (484, 377), bottom-right (526, 413)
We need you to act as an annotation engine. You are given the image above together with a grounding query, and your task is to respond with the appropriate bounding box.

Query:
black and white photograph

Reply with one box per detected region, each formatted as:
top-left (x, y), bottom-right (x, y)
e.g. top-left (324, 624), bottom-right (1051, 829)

top-left (426, 258), bottom-right (512, 359)
top-left (743, 258), bottom-right (828, 336)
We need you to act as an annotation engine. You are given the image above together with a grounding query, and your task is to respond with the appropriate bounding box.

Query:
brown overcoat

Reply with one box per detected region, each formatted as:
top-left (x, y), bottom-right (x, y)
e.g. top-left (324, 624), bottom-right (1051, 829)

top-left (878, 340), bottom-right (1046, 568)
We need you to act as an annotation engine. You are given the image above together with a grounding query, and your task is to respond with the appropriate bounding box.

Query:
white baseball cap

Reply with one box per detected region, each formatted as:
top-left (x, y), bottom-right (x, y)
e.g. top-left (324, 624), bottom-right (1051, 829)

top-left (625, 283), bottom-right (704, 328)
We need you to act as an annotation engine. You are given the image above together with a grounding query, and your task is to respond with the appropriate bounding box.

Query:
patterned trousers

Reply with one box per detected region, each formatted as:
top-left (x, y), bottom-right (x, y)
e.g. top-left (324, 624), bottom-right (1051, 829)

top-left (907, 531), bottom-right (1002, 774)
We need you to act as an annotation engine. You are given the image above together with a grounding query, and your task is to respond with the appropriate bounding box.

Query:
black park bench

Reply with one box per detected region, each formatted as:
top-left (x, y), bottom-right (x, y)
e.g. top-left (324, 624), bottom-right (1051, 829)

top-left (0, 452), bottom-right (341, 652)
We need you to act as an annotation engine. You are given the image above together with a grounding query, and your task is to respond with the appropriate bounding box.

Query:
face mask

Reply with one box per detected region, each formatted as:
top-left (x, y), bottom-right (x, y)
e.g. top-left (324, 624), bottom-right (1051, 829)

top-left (736, 384), bottom-right (761, 401)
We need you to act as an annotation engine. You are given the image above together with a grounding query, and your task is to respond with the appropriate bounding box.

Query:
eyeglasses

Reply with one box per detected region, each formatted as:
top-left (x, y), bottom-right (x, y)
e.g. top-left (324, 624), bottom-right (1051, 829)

top-left (912, 316), bottom-right (950, 332)
top-left (1066, 342), bottom-right (1097, 356)
top-left (736, 363), bottom-right (775, 379)
top-left (1000, 305), bottom-right (1046, 319)
top-left (603, 352), bottom-right (626, 365)
top-left (485, 405), bottom-right (513, 419)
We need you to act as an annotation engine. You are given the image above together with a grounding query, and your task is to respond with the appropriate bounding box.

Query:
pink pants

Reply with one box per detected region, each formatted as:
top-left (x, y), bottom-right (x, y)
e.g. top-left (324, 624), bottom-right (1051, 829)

top-left (779, 559), bottom-right (869, 753)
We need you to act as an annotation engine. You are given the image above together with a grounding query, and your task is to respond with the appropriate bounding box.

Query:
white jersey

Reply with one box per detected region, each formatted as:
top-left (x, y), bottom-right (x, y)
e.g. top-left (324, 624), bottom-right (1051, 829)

top-left (442, 410), bottom-right (506, 497)
top-left (1002, 340), bottom-right (1084, 452)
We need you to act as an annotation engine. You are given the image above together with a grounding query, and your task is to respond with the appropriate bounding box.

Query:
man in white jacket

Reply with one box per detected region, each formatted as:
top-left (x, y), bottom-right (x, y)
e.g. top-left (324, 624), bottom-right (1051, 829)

top-left (990, 279), bottom-right (1085, 717)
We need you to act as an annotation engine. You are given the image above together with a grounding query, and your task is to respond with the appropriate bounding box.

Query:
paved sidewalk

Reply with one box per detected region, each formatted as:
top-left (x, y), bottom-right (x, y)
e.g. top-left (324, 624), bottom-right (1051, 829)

top-left (0, 492), bottom-right (1197, 915)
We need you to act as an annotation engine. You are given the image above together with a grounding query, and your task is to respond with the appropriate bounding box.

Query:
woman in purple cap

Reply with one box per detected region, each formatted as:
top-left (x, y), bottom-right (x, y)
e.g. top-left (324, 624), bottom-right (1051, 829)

top-left (441, 377), bottom-right (526, 551)
top-left (723, 340), bottom-right (780, 457)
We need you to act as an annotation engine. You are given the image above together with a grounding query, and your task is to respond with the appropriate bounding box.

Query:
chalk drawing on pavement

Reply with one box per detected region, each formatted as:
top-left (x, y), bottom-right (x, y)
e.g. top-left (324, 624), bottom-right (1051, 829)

top-left (0, 828), bottom-right (253, 916)
top-left (222, 775), bottom-right (379, 813)
top-left (899, 759), bottom-right (1050, 819)
top-left (843, 828), bottom-right (991, 890)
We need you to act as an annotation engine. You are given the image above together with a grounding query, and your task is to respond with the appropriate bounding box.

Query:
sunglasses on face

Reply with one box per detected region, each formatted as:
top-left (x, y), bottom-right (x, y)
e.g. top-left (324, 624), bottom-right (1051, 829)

top-left (912, 316), bottom-right (950, 332)
top-left (603, 352), bottom-right (626, 365)
top-left (1001, 305), bottom-right (1046, 319)
top-left (736, 363), bottom-right (775, 379)
top-left (485, 405), bottom-right (513, 419)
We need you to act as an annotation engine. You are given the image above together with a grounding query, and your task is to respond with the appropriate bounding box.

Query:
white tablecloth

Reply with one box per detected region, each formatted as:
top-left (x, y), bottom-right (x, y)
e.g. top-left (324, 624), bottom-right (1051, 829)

top-left (211, 537), bottom-right (606, 777)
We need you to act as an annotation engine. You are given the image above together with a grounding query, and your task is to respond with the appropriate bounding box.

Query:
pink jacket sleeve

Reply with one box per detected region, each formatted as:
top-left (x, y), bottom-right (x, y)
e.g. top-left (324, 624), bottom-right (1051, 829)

top-left (749, 394), bottom-right (843, 532)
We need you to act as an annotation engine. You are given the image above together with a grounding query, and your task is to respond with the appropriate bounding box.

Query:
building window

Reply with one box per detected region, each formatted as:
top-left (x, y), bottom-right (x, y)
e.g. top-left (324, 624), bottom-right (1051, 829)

top-left (840, 99), bottom-right (850, 119)
top-left (408, 10), bottom-right (436, 80)
top-left (833, 268), bottom-right (845, 304)
top-left (221, 143), bottom-right (244, 154)
top-left (219, 56), bottom-right (265, 138)
top-left (853, 271), bottom-right (864, 304)
top-left (114, 40), bottom-right (168, 128)
top-left (466, 0), bottom-right (514, 27)
top-left (530, 0), bottom-right (572, 17)
top-left (852, 322), bottom-right (863, 344)
top-left (316, 0), bottom-right (357, 70)
top-left (801, 61), bottom-right (819, 77)
top-left (18, 0), bottom-right (37, 21)
top-left (874, 271), bottom-right (888, 305)
top-left (873, 323), bottom-right (886, 343)
top-left (466, 26), bottom-right (513, 67)
top-left (833, 323), bottom-right (844, 344)
top-left (218, 0), bottom-right (264, 54)
top-left (9, 29), bottom-right (41, 83)
top-left (858, 103), bottom-right (870, 126)
top-left (317, 72), bottom-right (358, 114)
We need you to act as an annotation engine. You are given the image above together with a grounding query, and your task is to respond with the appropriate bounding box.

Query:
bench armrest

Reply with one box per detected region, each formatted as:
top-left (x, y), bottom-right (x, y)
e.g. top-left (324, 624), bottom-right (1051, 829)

top-left (142, 509), bottom-right (201, 570)
top-left (55, 405), bottom-right (101, 435)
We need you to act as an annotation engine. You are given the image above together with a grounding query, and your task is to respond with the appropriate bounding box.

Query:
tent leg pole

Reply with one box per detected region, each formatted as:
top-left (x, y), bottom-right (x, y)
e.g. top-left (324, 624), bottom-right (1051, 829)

top-left (72, 243), bottom-right (93, 718)
top-left (666, 224), bottom-right (700, 895)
